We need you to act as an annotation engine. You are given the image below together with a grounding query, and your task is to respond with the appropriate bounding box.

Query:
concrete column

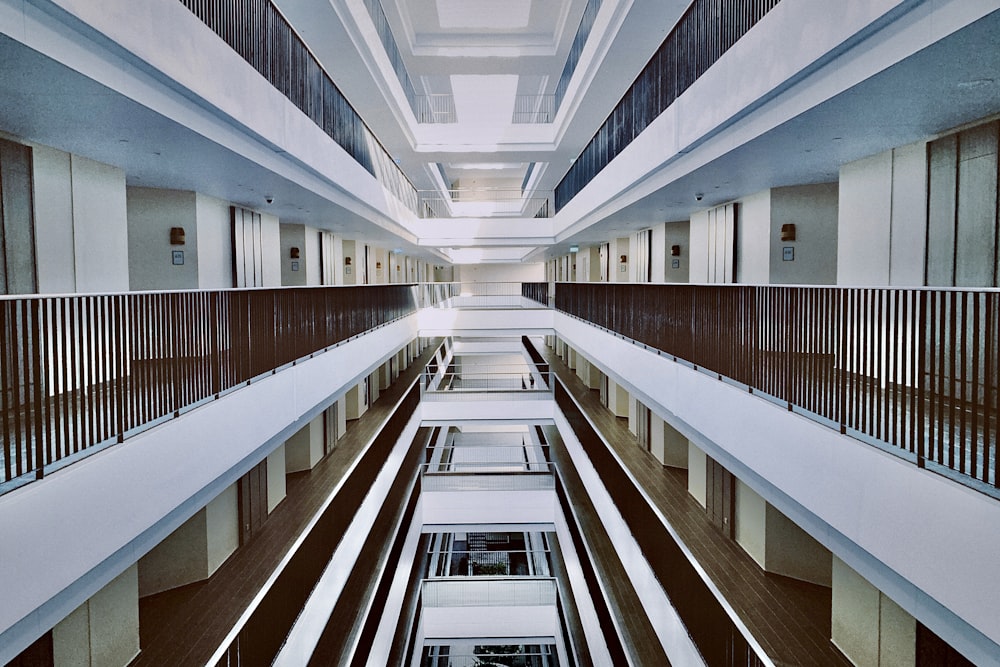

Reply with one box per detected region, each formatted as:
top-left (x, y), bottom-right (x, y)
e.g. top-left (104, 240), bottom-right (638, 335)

top-left (687, 441), bottom-right (707, 509)
top-left (606, 380), bottom-right (629, 419)
top-left (53, 565), bottom-right (139, 667)
top-left (832, 556), bottom-right (916, 667)
top-left (267, 445), bottom-right (286, 513)
top-left (285, 414), bottom-right (325, 473)
top-left (663, 418), bottom-right (689, 468)
top-left (627, 396), bottom-right (638, 435)
top-left (735, 480), bottom-right (832, 586)
top-left (138, 484), bottom-right (238, 597)
top-left (346, 381), bottom-right (367, 420)
top-left (567, 347), bottom-right (577, 371)
top-left (650, 412), bottom-right (666, 463)
top-left (336, 395), bottom-right (348, 439)
top-left (379, 358), bottom-right (393, 391)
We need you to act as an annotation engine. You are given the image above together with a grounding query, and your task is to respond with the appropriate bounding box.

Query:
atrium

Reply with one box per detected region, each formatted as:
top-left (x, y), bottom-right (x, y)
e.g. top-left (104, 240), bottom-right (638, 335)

top-left (1, 0), bottom-right (999, 665)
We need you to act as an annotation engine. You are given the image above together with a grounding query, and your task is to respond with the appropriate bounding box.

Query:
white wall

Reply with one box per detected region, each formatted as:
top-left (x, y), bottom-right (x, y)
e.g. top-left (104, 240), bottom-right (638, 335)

top-left (737, 190), bottom-right (771, 284)
top-left (839, 152), bottom-right (892, 285)
top-left (456, 263), bottom-right (545, 283)
top-left (259, 212), bottom-right (281, 287)
top-left (31, 146), bottom-right (129, 293)
top-left (280, 223), bottom-right (307, 287)
top-left (195, 193), bottom-right (234, 289)
top-left (126, 187), bottom-right (198, 291)
top-left (888, 142), bottom-right (928, 286)
top-left (70, 155), bottom-right (130, 292)
top-left (769, 184), bottom-right (838, 285)
top-left (838, 149), bottom-right (915, 286)
top-left (303, 227), bottom-right (321, 286)
top-left (663, 221), bottom-right (690, 284)
top-left (31, 144), bottom-right (76, 293)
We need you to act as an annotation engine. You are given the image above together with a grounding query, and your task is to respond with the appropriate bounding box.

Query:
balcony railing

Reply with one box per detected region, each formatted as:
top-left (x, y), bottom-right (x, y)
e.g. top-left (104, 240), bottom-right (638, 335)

top-left (0, 285), bottom-right (417, 492)
top-left (513, 95), bottom-right (556, 124)
top-left (422, 364), bottom-right (553, 399)
top-left (418, 282), bottom-right (549, 309)
top-left (420, 464), bottom-right (557, 492)
top-left (522, 282), bottom-right (549, 307)
top-left (177, 0), bottom-right (419, 213)
top-left (418, 190), bottom-right (552, 218)
top-left (554, 0), bottom-right (782, 211)
top-left (420, 644), bottom-right (561, 667)
top-left (556, 282), bottom-right (1000, 493)
top-left (413, 95), bottom-right (458, 124)
top-left (421, 577), bottom-right (558, 607)
top-left (426, 549), bottom-right (553, 577)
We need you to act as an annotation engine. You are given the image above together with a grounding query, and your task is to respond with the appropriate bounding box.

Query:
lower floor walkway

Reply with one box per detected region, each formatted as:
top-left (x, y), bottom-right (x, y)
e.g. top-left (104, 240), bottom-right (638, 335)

top-left (132, 341), bottom-right (441, 666)
top-left (538, 342), bottom-right (850, 667)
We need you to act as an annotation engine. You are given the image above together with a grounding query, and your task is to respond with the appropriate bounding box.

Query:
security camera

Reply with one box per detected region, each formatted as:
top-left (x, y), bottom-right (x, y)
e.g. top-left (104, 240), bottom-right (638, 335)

top-left (695, 193), bottom-right (703, 202)
top-left (265, 196), bottom-right (274, 204)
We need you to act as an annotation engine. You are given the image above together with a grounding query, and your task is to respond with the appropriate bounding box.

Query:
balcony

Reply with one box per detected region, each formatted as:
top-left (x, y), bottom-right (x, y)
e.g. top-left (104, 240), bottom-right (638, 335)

top-left (418, 190), bottom-right (552, 219)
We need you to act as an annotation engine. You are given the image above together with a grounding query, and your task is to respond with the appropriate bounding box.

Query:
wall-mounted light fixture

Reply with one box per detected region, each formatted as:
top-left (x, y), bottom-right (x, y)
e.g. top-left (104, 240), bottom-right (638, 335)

top-left (620, 255), bottom-right (627, 263)
top-left (569, 244), bottom-right (579, 253)
top-left (780, 223), bottom-right (796, 242)
top-left (671, 244), bottom-right (681, 257)
top-left (290, 247), bottom-right (300, 259)
top-left (169, 227), bottom-right (186, 245)
top-left (344, 257), bottom-right (352, 266)
top-left (376, 261), bottom-right (382, 270)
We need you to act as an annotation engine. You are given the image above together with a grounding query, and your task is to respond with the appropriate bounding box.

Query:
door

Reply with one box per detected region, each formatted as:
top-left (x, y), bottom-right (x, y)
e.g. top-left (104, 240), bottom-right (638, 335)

top-left (238, 459), bottom-right (268, 545)
top-left (707, 456), bottom-right (735, 539)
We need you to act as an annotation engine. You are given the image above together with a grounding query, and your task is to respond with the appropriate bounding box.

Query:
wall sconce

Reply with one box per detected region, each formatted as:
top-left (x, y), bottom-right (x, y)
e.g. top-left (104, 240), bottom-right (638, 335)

top-left (290, 247), bottom-right (300, 259)
top-left (169, 227), bottom-right (186, 245)
top-left (344, 257), bottom-right (352, 266)
top-left (376, 261), bottom-right (382, 270)
top-left (671, 245), bottom-right (681, 257)
top-left (620, 255), bottom-right (627, 263)
top-left (781, 224), bottom-right (796, 242)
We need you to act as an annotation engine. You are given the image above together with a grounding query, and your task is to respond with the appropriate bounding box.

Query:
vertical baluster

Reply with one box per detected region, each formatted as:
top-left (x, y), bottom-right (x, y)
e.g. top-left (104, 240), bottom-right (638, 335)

top-left (1, 302), bottom-right (12, 482)
top-left (970, 293), bottom-right (980, 480)
top-left (948, 291), bottom-right (958, 470)
top-left (958, 291), bottom-right (968, 476)
top-left (30, 300), bottom-right (44, 478)
top-left (985, 293), bottom-right (996, 485)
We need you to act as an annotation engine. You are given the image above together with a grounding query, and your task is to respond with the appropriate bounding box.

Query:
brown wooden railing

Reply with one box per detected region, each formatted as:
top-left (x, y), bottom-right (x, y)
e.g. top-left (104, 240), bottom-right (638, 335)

top-left (0, 285), bottom-right (417, 490)
top-left (522, 282), bottom-right (549, 306)
top-left (556, 283), bottom-right (1000, 492)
